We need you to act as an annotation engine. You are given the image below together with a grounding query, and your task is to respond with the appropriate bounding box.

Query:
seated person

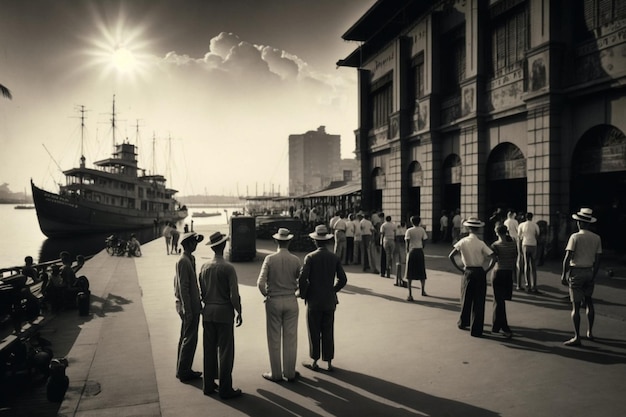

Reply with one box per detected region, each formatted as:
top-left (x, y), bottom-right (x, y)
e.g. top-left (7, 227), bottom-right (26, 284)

top-left (21, 255), bottom-right (39, 285)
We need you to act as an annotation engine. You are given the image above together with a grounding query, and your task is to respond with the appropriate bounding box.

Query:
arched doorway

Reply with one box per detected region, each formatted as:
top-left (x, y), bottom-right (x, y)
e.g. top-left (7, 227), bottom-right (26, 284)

top-left (442, 154), bottom-right (461, 215)
top-left (371, 167), bottom-right (385, 212)
top-left (408, 161), bottom-right (423, 219)
top-left (486, 143), bottom-right (527, 214)
top-left (571, 125), bottom-right (626, 251)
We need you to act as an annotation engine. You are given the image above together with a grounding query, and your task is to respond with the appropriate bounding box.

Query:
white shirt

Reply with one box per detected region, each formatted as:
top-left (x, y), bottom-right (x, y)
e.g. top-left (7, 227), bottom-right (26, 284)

top-left (405, 226), bottom-right (428, 250)
top-left (503, 218), bottom-right (519, 238)
top-left (360, 218), bottom-right (374, 236)
top-left (518, 220), bottom-right (540, 246)
top-left (453, 233), bottom-right (493, 267)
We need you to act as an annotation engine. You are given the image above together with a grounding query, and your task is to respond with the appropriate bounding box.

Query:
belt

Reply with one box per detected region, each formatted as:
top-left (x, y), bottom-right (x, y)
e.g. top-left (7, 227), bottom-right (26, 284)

top-left (267, 294), bottom-right (296, 298)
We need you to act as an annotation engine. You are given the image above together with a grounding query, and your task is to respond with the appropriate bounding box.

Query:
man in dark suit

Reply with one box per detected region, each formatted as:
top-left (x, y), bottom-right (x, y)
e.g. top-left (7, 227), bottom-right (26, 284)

top-left (299, 225), bottom-right (347, 372)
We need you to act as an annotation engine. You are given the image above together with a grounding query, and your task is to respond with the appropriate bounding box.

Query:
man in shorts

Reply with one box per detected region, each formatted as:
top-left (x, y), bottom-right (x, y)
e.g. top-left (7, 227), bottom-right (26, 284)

top-left (561, 208), bottom-right (602, 346)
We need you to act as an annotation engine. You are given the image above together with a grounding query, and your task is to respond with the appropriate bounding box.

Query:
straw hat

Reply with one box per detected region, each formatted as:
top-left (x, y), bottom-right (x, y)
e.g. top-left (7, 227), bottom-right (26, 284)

top-left (272, 228), bottom-right (294, 240)
top-left (572, 208), bottom-right (597, 223)
top-left (206, 231), bottom-right (229, 247)
top-left (309, 225), bottom-right (333, 240)
top-left (462, 217), bottom-right (485, 228)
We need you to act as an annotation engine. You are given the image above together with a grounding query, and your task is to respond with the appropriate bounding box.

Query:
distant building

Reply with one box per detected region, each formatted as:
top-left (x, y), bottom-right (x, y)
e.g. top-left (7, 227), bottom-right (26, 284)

top-left (338, 0), bottom-right (626, 251)
top-left (289, 126), bottom-right (358, 196)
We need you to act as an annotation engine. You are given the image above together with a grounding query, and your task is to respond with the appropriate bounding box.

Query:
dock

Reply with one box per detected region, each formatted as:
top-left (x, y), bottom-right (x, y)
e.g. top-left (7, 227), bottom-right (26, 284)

top-left (4, 223), bottom-right (626, 417)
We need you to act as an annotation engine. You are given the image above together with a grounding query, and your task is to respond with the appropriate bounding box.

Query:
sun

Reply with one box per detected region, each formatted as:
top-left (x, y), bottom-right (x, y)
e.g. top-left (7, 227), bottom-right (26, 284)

top-left (80, 5), bottom-right (154, 82)
top-left (111, 46), bottom-right (137, 73)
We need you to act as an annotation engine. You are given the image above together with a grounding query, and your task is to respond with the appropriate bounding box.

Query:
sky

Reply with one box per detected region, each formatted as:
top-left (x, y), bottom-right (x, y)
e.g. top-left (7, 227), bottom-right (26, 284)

top-left (0, 0), bottom-right (375, 197)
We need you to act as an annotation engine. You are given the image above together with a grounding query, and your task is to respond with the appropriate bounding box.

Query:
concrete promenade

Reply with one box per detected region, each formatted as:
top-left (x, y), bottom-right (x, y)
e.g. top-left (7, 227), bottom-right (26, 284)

top-left (8, 223), bottom-right (626, 417)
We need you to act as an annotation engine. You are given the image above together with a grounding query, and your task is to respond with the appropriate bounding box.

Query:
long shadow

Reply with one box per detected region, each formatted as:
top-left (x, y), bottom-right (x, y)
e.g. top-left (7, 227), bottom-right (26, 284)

top-left (501, 326), bottom-right (626, 365)
top-left (260, 370), bottom-right (501, 417)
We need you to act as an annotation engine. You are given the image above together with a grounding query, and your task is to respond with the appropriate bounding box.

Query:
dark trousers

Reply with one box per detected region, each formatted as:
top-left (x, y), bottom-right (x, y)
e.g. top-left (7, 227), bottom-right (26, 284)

top-left (177, 312), bottom-right (200, 377)
top-left (361, 235), bottom-right (371, 270)
top-left (203, 321), bottom-right (235, 396)
top-left (346, 237), bottom-right (354, 264)
top-left (459, 267), bottom-right (487, 336)
top-left (306, 308), bottom-right (335, 361)
top-left (492, 269), bottom-right (513, 332)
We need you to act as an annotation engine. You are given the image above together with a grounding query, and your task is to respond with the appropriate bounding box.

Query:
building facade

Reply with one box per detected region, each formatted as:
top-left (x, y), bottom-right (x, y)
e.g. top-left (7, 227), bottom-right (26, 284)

top-left (288, 126), bottom-right (343, 196)
top-left (338, 0), bottom-right (626, 251)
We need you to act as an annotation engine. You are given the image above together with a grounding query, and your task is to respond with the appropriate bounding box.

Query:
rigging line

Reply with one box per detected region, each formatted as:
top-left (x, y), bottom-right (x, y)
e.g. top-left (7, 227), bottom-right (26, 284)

top-left (42, 144), bottom-right (63, 174)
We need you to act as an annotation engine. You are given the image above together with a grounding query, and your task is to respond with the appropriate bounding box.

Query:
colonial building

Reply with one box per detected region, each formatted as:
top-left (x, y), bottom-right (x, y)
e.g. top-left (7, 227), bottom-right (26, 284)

top-left (289, 126), bottom-right (360, 196)
top-left (338, 0), bottom-right (626, 251)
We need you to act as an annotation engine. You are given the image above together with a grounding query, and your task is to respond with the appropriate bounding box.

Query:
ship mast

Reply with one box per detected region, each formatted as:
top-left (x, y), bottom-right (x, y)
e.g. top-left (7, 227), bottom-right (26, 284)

top-left (77, 104), bottom-right (87, 168)
top-left (111, 94), bottom-right (117, 151)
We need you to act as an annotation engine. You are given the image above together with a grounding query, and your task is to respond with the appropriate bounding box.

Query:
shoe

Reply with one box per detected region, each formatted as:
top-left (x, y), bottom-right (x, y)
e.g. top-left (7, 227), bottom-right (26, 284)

top-left (421, 291), bottom-right (428, 297)
top-left (327, 364), bottom-right (335, 372)
top-left (586, 332), bottom-right (595, 341)
top-left (458, 325), bottom-right (469, 331)
top-left (262, 372), bottom-right (283, 382)
top-left (286, 371), bottom-right (300, 382)
top-left (373, 270), bottom-right (380, 274)
top-left (502, 331), bottom-right (513, 338)
top-left (178, 370), bottom-right (202, 382)
top-left (203, 382), bottom-right (219, 395)
top-left (302, 361), bottom-right (320, 371)
top-left (406, 296), bottom-right (414, 302)
top-left (563, 338), bottom-right (581, 346)
top-left (220, 388), bottom-right (242, 400)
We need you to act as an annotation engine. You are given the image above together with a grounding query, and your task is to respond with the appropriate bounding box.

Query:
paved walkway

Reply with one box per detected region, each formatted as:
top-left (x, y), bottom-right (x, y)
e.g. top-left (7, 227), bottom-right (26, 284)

top-left (7, 224), bottom-right (626, 416)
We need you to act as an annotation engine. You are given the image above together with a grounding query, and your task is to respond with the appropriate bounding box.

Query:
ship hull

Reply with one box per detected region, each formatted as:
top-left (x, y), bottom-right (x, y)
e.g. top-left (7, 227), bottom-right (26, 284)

top-left (32, 182), bottom-right (187, 238)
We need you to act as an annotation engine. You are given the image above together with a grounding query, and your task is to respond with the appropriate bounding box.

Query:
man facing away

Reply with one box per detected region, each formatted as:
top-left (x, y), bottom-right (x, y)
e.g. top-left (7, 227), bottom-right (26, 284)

top-left (561, 208), bottom-right (602, 347)
top-left (518, 212), bottom-right (540, 293)
top-left (380, 215), bottom-right (397, 278)
top-left (257, 228), bottom-right (302, 382)
top-left (299, 225), bottom-right (347, 372)
top-left (199, 231), bottom-right (243, 399)
top-left (503, 211), bottom-right (522, 289)
top-left (174, 232), bottom-right (204, 383)
top-left (448, 218), bottom-right (496, 337)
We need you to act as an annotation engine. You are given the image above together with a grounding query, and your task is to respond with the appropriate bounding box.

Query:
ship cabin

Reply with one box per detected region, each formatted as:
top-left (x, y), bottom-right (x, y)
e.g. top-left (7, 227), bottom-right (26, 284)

top-left (60, 142), bottom-right (179, 213)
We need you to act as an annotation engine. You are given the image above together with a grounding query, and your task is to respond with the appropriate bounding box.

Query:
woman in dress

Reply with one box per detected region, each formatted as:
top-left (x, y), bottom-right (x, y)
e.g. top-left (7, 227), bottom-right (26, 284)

top-left (404, 215), bottom-right (428, 301)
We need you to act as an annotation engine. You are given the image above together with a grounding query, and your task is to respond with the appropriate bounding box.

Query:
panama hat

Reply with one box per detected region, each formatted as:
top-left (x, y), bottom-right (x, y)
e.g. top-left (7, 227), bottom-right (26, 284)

top-left (272, 227), bottom-right (294, 240)
top-left (309, 225), bottom-right (334, 240)
top-left (180, 232), bottom-right (204, 245)
top-left (206, 231), bottom-right (229, 247)
top-left (462, 217), bottom-right (485, 228)
top-left (572, 208), bottom-right (597, 223)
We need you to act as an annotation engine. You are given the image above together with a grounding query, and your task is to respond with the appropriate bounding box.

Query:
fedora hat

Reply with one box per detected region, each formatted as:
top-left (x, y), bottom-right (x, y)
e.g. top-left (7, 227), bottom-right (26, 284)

top-left (180, 232), bottom-right (204, 245)
top-left (272, 227), bottom-right (294, 241)
top-left (462, 217), bottom-right (485, 228)
top-left (572, 208), bottom-right (597, 223)
top-left (206, 231), bottom-right (229, 247)
top-left (309, 224), bottom-right (333, 240)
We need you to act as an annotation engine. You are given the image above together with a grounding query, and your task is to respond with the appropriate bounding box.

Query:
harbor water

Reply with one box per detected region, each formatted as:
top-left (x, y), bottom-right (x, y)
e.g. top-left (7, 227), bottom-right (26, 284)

top-left (1, 204), bottom-right (240, 270)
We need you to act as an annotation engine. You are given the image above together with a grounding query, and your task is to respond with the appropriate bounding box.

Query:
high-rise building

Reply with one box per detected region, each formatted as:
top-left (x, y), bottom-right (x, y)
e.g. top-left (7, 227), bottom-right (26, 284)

top-left (289, 126), bottom-right (342, 196)
top-left (338, 0), bottom-right (626, 251)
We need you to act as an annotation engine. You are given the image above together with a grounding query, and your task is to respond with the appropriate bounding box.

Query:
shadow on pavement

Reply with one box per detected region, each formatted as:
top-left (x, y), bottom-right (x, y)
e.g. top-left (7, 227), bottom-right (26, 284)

top-left (252, 370), bottom-right (502, 417)
top-left (499, 326), bottom-right (626, 365)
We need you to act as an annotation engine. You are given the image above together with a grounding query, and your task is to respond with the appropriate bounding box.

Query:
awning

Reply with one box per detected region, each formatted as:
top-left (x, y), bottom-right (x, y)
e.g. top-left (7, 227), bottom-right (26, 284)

top-left (303, 183), bottom-right (361, 198)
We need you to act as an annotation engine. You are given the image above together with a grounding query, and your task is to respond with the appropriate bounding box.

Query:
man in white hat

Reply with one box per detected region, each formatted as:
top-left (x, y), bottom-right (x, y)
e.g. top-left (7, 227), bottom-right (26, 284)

top-left (174, 231), bottom-right (204, 382)
top-left (257, 228), bottom-right (302, 382)
top-left (299, 225), bottom-right (347, 372)
top-left (561, 208), bottom-right (602, 346)
top-left (198, 231), bottom-right (243, 399)
top-left (448, 217), bottom-right (496, 337)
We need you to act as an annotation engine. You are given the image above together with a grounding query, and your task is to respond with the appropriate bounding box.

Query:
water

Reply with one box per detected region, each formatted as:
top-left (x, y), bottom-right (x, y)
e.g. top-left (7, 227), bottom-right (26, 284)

top-left (1, 205), bottom-right (240, 270)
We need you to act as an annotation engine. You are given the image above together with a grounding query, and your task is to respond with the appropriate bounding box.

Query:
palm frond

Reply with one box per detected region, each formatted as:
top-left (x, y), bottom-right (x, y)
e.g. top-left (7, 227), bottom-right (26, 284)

top-left (0, 84), bottom-right (12, 100)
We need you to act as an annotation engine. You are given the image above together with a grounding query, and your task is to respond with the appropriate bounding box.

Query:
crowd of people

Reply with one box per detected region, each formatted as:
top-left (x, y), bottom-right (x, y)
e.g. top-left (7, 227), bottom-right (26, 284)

top-left (173, 223), bottom-right (347, 400)
top-left (170, 204), bottom-right (601, 400)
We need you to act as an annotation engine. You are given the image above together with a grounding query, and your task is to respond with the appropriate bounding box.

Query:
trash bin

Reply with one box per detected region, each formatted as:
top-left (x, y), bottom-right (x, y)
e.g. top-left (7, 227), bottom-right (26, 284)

top-left (229, 216), bottom-right (256, 262)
